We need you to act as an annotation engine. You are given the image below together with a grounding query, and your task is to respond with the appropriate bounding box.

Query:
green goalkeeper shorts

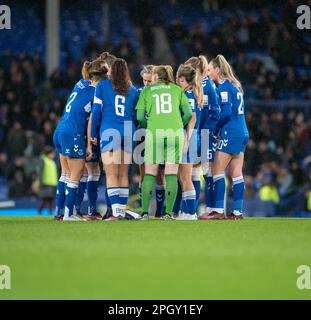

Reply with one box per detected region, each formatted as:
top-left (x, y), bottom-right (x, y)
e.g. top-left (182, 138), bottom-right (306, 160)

top-left (144, 128), bottom-right (184, 164)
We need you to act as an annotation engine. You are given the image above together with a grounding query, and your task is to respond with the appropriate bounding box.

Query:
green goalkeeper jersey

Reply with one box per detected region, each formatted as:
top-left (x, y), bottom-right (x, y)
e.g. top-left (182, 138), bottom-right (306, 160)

top-left (136, 82), bottom-right (191, 131)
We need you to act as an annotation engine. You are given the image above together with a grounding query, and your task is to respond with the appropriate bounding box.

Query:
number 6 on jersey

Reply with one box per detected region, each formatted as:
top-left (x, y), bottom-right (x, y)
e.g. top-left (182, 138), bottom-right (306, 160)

top-left (115, 95), bottom-right (125, 117)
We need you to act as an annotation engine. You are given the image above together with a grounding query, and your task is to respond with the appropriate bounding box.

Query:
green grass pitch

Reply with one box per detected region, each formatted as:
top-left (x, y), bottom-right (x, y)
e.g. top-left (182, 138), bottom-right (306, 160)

top-left (0, 217), bottom-right (311, 300)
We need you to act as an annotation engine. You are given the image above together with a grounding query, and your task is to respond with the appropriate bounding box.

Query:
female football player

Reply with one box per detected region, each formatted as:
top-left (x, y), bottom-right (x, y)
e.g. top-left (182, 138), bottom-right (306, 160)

top-left (185, 55), bottom-right (219, 214)
top-left (201, 54), bottom-right (249, 220)
top-left (175, 64), bottom-right (203, 220)
top-left (91, 58), bottom-right (139, 221)
top-left (136, 65), bottom-right (193, 220)
top-left (54, 60), bottom-right (108, 221)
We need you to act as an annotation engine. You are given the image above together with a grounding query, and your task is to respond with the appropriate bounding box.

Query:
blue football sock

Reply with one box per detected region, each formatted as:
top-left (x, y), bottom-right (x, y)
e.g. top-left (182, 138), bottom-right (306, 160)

top-left (155, 184), bottom-right (165, 216)
top-left (87, 173), bottom-right (100, 215)
top-left (107, 187), bottom-right (121, 217)
top-left (75, 175), bottom-right (87, 214)
top-left (192, 168), bottom-right (201, 211)
top-left (182, 190), bottom-right (196, 215)
top-left (55, 174), bottom-right (66, 216)
top-left (213, 174), bottom-right (225, 213)
top-left (204, 174), bottom-right (214, 212)
top-left (64, 180), bottom-right (79, 218)
top-left (105, 186), bottom-right (111, 209)
top-left (232, 176), bottom-right (245, 212)
top-left (173, 181), bottom-right (182, 214)
top-left (119, 187), bottom-right (129, 217)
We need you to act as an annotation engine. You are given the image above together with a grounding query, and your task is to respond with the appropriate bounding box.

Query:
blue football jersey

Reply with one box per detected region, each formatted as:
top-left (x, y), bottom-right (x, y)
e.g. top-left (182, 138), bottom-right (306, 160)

top-left (185, 90), bottom-right (201, 130)
top-left (57, 79), bottom-right (94, 136)
top-left (216, 79), bottom-right (248, 136)
top-left (200, 77), bottom-right (220, 132)
top-left (91, 80), bottom-right (139, 137)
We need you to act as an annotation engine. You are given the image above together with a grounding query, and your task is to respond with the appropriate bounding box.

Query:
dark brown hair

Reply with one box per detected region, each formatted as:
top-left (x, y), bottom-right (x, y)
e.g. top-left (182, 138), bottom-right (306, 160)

top-left (110, 58), bottom-right (131, 96)
top-left (97, 52), bottom-right (117, 68)
top-left (81, 60), bottom-right (108, 82)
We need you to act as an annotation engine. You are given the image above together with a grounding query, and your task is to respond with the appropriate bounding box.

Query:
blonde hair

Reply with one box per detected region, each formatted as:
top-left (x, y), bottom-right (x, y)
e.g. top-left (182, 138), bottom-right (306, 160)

top-left (140, 65), bottom-right (154, 78)
top-left (211, 54), bottom-right (243, 93)
top-left (153, 65), bottom-right (174, 83)
top-left (177, 64), bottom-right (203, 108)
top-left (184, 55), bottom-right (209, 79)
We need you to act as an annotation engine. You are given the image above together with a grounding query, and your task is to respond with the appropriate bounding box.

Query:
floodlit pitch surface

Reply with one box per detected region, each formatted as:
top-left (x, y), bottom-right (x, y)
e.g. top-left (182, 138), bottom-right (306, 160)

top-left (0, 217), bottom-right (311, 299)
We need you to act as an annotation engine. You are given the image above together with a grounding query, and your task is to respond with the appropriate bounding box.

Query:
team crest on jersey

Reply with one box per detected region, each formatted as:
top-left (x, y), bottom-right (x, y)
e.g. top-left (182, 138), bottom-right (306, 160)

top-left (220, 92), bottom-right (228, 103)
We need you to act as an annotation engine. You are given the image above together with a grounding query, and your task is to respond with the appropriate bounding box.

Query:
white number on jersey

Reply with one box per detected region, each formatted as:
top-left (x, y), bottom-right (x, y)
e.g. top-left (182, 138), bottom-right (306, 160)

top-left (153, 93), bottom-right (172, 114)
top-left (65, 92), bottom-right (78, 113)
top-left (189, 98), bottom-right (195, 111)
top-left (237, 92), bottom-right (244, 114)
top-left (115, 95), bottom-right (125, 117)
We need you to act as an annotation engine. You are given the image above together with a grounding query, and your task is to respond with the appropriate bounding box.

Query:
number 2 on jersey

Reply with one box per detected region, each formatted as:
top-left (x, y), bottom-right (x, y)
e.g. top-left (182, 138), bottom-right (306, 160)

top-left (65, 92), bottom-right (78, 113)
top-left (115, 95), bottom-right (125, 117)
top-left (153, 93), bottom-right (172, 114)
top-left (237, 92), bottom-right (244, 114)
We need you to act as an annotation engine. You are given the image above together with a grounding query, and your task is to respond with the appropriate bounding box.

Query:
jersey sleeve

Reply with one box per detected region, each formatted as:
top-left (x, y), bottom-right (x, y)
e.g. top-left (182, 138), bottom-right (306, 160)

top-left (91, 81), bottom-right (103, 138)
top-left (207, 81), bottom-right (220, 131)
top-left (214, 84), bottom-right (233, 134)
top-left (180, 91), bottom-right (192, 126)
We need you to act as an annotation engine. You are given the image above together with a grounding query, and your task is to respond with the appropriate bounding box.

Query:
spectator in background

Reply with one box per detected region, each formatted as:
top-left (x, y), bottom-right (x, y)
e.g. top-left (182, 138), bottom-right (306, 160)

top-left (38, 146), bottom-right (58, 215)
top-left (7, 121), bottom-right (28, 157)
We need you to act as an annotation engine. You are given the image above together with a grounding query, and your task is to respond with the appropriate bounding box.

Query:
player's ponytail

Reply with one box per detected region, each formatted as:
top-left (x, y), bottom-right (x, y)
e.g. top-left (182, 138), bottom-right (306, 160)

top-left (82, 61), bottom-right (92, 81)
top-left (177, 64), bottom-right (203, 108)
top-left (184, 55), bottom-right (209, 80)
top-left (111, 58), bottom-right (131, 96)
top-left (82, 60), bottom-right (108, 82)
top-left (153, 65), bottom-right (175, 84)
top-left (211, 54), bottom-right (243, 93)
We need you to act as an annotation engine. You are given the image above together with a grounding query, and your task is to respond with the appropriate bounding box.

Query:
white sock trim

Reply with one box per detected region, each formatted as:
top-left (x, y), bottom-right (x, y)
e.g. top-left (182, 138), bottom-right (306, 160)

top-left (192, 168), bottom-right (201, 181)
top-left (59, 175), bottom-right (67, 183)
top-left (213, 174), bottom-right (225, 182)
top-left (155, 184), bottom-right (165, 190)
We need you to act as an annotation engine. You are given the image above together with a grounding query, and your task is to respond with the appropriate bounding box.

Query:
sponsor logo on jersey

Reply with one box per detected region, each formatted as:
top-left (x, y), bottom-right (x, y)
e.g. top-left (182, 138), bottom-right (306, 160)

top-left (220, 92), bottom-right (228, 103)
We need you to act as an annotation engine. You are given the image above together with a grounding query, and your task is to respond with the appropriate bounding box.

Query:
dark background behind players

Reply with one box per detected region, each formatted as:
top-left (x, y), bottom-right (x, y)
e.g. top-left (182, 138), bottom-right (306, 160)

top-left (0, 0), bottom-right (310, 214)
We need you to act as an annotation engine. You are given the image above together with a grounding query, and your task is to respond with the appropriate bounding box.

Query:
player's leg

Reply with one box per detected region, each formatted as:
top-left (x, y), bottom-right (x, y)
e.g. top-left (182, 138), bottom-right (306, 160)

top-left (74, 166), bottom-right (88, 215)
top-left (163, 162), bottom-right (179, 219)
top-left (192, 164), bottom-right (201, 212)
top-left (155, 165), bottom-right (165, 217)
top-left (228, 152), bottom-right (245, 219)
top-left (162, 130), bottom-right (183, 219)
top-left (176, 163), bottom-right (197, 220)
top-left (141, 163), bottom-right (158, 218)
top-left (141, 130), bottom-right (159, 218)
top-left (203, 133), bottom-right (217, 215)
top-left (86, 162), bottom-right (101, 217)
top-left (102, 150), bottom-right (122, 219)
top-left (55, 154), bottom-right (70, 218)
top-left (118, 150), bottom-right (132, 218)
top-left (203, 151), bottom-right (232, 219)
top-left (64, 157), bottom-right (85, 221)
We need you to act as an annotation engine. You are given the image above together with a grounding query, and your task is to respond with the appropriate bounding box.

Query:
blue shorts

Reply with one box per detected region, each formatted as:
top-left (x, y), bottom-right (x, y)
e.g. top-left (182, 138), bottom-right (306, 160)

top-left (53, 130), bottom-right (62, 154)
top-left (59, 132), bottom-right (86, 159)
top-left (182, 132), bottom-right (201, 164)
top-left (208, 133), bottom-right (217, 162)
top-left (217, 134), bottom-right (249, 155)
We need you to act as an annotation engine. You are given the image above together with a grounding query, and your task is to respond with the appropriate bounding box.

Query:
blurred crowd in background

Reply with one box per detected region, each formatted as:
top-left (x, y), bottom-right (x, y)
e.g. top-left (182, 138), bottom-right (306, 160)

top-left (0, 0), bottom-right (311, 213)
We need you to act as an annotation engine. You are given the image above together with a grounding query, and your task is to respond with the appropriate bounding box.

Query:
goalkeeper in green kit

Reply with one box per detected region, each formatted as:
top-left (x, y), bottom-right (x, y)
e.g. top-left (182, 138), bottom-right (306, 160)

top-left (136, 65), bottom-right (193, 220)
